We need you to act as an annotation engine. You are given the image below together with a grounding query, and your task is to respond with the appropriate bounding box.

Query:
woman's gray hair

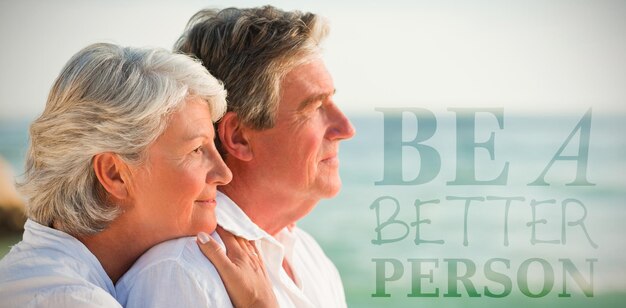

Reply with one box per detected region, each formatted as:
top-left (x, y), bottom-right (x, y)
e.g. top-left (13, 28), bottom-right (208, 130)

top-left (174, 5), bottom-right (329, 131)
top-left (19, 43), bottom-right (227, 236)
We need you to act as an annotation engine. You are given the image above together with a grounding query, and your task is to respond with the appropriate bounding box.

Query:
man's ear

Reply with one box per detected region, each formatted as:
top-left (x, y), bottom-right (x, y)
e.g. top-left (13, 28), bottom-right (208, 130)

top-left (92, 152), bottom-right (130, 201)
top-left (218, 112), bottom-right (253, 161)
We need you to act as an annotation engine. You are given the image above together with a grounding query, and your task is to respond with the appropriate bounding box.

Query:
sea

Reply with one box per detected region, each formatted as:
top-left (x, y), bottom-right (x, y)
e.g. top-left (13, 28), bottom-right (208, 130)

top-left (1, 112), bottom-right (625, 307)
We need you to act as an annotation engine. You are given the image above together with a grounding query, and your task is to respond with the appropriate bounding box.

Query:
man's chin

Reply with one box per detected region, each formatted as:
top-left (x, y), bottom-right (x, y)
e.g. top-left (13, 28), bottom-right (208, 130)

top-left (318, 179), bottom-right (342, 199)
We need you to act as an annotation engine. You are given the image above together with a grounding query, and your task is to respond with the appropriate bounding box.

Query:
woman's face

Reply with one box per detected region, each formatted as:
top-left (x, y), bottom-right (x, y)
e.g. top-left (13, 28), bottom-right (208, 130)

top-left (126, 97), bottom-right (232, 241)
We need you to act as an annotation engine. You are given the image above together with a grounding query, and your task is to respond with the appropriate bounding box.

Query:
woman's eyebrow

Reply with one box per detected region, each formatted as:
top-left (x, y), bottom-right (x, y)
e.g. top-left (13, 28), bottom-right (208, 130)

top-left (182, 130), bottom-right (212, 142)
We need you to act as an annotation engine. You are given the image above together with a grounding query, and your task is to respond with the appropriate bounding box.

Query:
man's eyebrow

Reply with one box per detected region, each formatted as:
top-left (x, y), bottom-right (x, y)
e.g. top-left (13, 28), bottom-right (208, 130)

top-left (298, 89), bottom-right (336, 110)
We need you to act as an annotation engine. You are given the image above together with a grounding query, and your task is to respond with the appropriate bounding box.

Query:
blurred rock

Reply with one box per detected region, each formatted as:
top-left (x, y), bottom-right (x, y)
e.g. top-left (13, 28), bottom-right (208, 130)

top-left (0, 156), bottom-right (26, 232)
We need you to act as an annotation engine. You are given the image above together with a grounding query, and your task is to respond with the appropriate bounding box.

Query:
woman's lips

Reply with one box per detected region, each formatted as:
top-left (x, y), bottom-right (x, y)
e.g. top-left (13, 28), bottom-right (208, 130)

top-left (195, 199), bottom-right (217, 207)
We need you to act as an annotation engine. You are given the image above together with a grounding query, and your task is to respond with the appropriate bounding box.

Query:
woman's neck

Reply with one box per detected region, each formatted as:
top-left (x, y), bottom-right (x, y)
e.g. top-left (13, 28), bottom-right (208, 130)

top-left (74, 218), bottom-right (152, 284)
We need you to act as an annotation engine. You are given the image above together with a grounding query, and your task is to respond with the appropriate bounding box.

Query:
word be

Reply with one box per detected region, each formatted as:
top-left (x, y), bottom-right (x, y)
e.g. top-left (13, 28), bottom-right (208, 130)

top-left (376, 108), bottom-right (593, 186)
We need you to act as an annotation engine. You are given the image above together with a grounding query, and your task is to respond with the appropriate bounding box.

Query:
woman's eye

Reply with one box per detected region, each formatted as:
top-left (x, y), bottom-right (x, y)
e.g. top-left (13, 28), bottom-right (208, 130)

top-left (192, 146), bottom-right (203, 154)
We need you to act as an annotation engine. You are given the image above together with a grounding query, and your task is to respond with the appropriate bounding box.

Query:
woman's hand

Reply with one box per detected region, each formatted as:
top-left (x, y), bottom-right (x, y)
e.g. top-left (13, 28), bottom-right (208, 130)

top-left (197, 226), bottom-right (278, 308)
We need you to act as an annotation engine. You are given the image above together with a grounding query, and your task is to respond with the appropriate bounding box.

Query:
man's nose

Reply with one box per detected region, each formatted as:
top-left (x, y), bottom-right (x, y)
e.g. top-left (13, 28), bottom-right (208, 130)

top-left (326, 103), bottom-right (355, 141)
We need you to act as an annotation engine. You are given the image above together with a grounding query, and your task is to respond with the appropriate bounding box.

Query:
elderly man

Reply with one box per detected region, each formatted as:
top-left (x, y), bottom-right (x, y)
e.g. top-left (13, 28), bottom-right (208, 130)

top-left (116, 6), bottom-right (355, 308)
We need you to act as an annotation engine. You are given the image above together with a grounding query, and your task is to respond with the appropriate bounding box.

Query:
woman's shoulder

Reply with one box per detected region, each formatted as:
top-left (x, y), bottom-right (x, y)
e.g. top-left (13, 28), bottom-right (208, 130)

top-left (0, 242), bottom-right (120, 308)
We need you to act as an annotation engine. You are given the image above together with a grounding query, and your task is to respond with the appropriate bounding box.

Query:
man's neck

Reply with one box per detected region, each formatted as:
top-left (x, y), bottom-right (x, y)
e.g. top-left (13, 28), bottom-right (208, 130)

top-left (219, 180), bottom-right (316, 237)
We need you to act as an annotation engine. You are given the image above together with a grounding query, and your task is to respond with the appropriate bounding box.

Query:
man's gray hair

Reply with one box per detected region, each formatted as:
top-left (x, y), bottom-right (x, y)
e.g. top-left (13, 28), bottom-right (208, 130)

top-left (174, 5), bottom-right (329, 131)
top-left (20, 43), bottom-right (227, 236)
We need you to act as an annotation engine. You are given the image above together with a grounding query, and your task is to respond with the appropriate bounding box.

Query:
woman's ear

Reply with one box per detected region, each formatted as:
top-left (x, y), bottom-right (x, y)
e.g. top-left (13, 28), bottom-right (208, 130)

top-left (218, 112), bottom-right (253, 161)
top-left (92, 152), bottom-right (129, 201)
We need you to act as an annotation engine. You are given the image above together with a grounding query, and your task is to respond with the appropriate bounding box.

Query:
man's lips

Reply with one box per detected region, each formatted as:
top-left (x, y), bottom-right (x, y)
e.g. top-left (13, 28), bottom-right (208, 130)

top-left (321, 153), bottom-right (339, 165)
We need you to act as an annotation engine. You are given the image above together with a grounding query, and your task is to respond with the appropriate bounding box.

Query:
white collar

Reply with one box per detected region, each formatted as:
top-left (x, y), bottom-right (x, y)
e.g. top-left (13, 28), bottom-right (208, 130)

top-left (215, 191), bottom-right (299, 277)
top-left (215, 191), bottom-right (271, 241)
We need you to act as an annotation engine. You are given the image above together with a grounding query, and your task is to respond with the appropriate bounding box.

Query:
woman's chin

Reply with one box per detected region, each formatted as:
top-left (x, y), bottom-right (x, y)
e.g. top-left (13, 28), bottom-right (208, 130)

top-left (196, 220), bottom-right (218, 236)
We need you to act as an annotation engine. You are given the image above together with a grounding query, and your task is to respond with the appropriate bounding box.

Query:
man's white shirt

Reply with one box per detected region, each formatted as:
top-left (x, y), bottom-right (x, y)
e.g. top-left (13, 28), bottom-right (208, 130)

top-left (116, 191), bottom-right (346, 307)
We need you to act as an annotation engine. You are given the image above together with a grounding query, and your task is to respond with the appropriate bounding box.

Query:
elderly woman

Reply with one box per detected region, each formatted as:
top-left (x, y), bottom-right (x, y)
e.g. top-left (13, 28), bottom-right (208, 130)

top-left (0, 43), bottom-right (276, 307)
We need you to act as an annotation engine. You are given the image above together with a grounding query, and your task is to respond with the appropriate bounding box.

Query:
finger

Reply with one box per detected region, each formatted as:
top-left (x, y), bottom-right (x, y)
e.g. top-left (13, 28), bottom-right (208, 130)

top-left (249, 240), bottom-right (261, 259)
top-left (245, 240), bottom-right (263, 271)
top-left (216, 226), bottom-right (245, 259)
top-left (196, 232), bottom-right (231, 270)
top-left (235, 235), bottom-right (251, 253)
top-left (249, 241), bottom-right (271, 277)
top-left (244, 240), bottom-right (260, 260)
top-left (239, 239), bottom-right (260, 270)
top-left (230, 236), bottom-right (258, 270)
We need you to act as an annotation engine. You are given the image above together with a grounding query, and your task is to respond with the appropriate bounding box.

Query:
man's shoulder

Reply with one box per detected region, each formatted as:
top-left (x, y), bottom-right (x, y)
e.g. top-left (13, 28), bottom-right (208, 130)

top-left (134, 236), bottom-right (196, 264)
top-left (289, 227), bottom-right (347, 307)
top-left (291, 227), bottom-right (326, 253)
top-left (118, 236), bottom-right (219, 284)
top-left (116, 236), bottom-right (232, 307)
top-left (290, 226), bottom-right (340, 272)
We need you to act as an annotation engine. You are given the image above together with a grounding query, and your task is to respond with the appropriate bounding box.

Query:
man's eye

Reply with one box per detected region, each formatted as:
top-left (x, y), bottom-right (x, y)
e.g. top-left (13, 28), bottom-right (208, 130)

top-left (309, 101), bottom-right (323, 111)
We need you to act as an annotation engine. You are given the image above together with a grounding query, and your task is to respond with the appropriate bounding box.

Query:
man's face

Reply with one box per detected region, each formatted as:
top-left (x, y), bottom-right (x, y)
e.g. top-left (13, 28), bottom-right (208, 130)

top-left (247, 58), bottom-right (355, 202)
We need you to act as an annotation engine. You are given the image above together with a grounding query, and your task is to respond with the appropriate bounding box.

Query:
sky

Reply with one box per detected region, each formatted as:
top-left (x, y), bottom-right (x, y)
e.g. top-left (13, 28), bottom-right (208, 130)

top-left (0, 0), bottom-right (625, 119)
